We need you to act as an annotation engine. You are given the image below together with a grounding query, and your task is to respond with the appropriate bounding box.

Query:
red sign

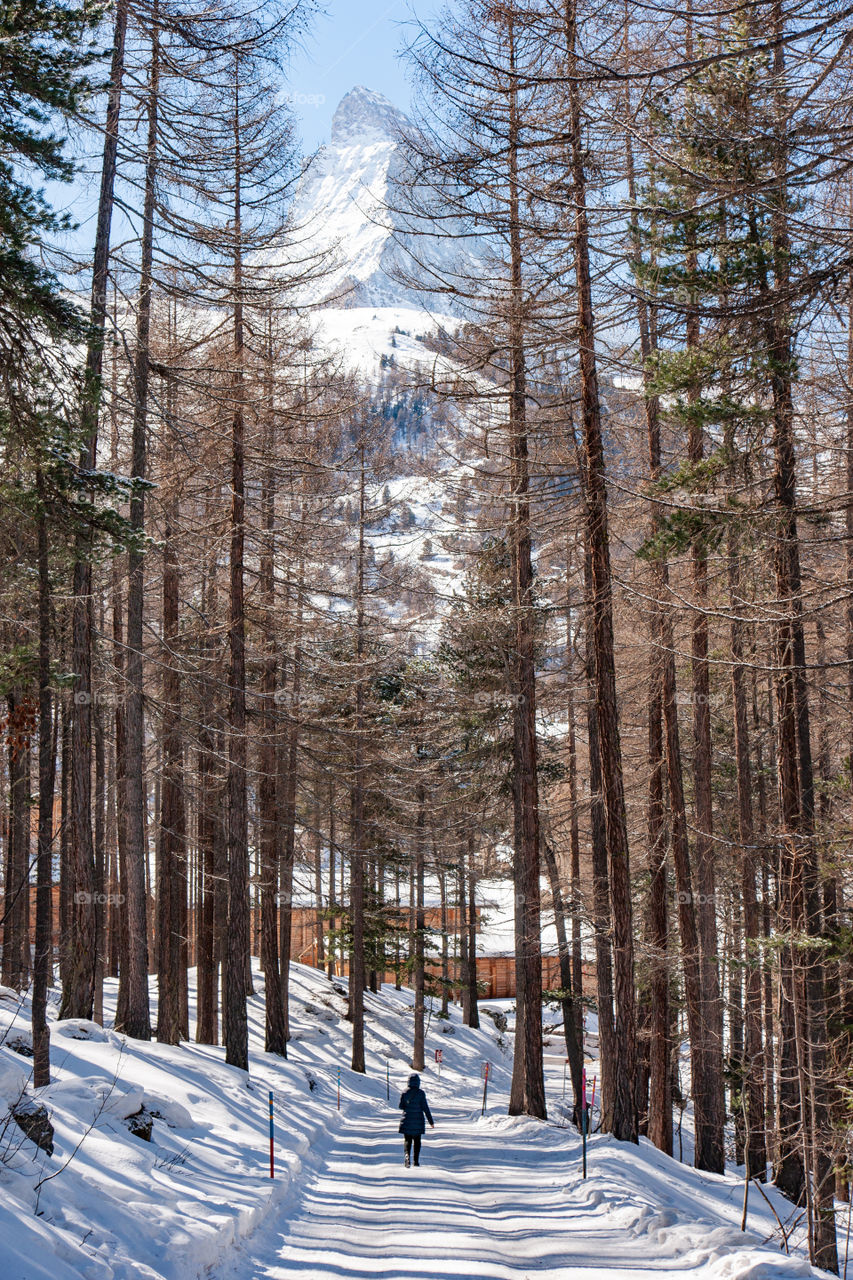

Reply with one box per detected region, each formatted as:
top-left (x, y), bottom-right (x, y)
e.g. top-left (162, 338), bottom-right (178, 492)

top-left (434, 1049), bottom-right (442, 1063)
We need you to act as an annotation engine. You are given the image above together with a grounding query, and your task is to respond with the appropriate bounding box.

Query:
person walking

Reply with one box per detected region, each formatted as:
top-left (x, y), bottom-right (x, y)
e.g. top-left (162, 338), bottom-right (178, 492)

top-left (398, 1072), bottom-right (434, 1167)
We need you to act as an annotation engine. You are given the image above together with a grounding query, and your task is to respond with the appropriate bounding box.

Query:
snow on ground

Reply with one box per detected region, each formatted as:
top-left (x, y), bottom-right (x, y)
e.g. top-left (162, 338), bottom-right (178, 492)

top-left (0, 967), bottom-right (840, 1280)
top-left (309, 306), bottom-right (454, 378)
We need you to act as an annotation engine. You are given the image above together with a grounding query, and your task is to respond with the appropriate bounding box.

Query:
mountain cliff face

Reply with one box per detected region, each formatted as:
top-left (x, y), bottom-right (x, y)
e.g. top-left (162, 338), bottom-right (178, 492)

top-left (293, 85), bottom-right (470, 312)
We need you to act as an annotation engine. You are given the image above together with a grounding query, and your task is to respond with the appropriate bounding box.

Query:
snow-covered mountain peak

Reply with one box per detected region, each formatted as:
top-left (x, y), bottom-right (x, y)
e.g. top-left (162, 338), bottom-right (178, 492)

top-left (330, 85), bottom-right (409, 148)
top-left (292, 86), bottom-right (423, 309)
top-left (291, 85), bottom-right (477, 313)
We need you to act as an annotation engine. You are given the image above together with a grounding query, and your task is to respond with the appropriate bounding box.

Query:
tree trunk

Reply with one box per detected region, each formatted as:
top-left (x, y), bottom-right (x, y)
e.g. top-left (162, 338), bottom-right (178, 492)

top-left (195, 531), bottom-right (219, 1046)
top-left (327, 782), bottom-right (336, 980)
top-left (117, 11), bottom-right (160, 1042)
top-left (637, 298), bottom-right (672, 1157)
top-left (729, 536), bottom-right (766, 1178)
top-left (2, 692), bottom-right (30, 993)
top-left (349, 438), bottom-right (367, 1074)
top-left (439, 866), bottom-right (449, 1018)
top-left (687, 349), bottom-right (725, 1177)
top-left (583, 560), bottom-right (616, 1135)
top-left (314, 791), bottom-right (325, 968)
top-left (63, 0), bottom-right (129, 1024)
top-left (646, 660), bottom-right (672, 1155)
top-left (157, 464), bottom-right (187, 1044)
top-left (505, 9), bottom-right (544, 1120)
top-left (565, 0), bottom-right (635, 1142)
top-left (459, 843), bottom-right (470, 1023)
top-left (223, 64), bottom-right (249, 1072)
top-left (259, 369), bottom-right (285, 1056)
top-left (566, 578), bottom-right (584, 1053)
top-left (542, 840), bottom-right (583, 1119)
top-left (412, 786), bottom-right (426, 1072)
top-left (467, 831), bottom-right (480, 1029)
top-left (279, 567), bottom-right (303, 1041)
top-left (32, 494), bottom-right (55, 1086)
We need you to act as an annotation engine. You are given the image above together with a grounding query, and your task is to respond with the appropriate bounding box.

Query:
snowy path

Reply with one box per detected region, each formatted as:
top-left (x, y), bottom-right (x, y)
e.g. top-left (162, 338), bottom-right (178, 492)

top-left (1, 966), bottom-right (826, 1280)
top-left (211, 1090), bottom-right (814, 1280)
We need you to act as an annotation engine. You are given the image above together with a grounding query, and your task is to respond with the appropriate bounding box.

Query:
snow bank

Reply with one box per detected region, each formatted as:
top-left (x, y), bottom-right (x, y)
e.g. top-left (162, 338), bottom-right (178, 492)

top-left (0, 962), bottom-right (838, 1280)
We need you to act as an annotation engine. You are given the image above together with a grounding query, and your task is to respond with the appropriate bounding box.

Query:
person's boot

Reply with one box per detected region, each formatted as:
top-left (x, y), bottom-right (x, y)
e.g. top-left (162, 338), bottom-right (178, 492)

top-left (404, 1150), bottom-right (410, 1168)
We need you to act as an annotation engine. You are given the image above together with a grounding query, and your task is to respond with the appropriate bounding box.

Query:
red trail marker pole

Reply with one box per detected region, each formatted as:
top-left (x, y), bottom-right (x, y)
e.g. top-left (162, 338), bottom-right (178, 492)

top-left (336, 1067), bottom-right (341, 1111)
top-left (269, 1091), bottom-right (274, 1179)
top-left (435, 1048), bottom-right (442, 1083)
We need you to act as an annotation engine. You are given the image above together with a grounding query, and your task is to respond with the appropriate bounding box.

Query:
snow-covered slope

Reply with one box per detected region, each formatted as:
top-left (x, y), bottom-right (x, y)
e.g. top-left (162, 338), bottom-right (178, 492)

top-left (0, 969), bottom-right (838, 1280)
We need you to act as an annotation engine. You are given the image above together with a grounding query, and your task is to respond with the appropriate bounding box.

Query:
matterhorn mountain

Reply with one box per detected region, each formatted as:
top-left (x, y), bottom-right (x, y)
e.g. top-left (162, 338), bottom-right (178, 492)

top-left (293, 84), bottom-right (467, 313)
top-left (292, 86), bottom-right (415, 311)
top-left (291, 86), bottom-right (481, 381)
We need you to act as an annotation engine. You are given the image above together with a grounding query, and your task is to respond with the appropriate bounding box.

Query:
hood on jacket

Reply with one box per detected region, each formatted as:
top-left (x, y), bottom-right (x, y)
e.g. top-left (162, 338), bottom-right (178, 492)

top-left (407, 1073), bottom-right (420, 1090)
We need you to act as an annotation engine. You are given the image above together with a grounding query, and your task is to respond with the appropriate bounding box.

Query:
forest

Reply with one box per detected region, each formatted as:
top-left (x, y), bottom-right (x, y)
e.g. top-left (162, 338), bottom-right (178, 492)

top-left (1, 0), bottom-right (852, 1273)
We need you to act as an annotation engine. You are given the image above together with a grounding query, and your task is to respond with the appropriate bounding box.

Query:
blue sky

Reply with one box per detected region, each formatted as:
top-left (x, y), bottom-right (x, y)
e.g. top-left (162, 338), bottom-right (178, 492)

top-left (287, 0), bottom-right (442, 150)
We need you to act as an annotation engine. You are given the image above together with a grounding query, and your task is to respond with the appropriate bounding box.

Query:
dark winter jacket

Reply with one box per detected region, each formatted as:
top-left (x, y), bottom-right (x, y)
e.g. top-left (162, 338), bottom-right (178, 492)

top-left (398, 1073), bottom-right (434, 1135)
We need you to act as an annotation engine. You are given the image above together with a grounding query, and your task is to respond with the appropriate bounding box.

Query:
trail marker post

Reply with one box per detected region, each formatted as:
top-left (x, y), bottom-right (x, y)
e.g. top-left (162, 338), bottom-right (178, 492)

top-left (481, 1060), bottom-right (491, 1116)
top-left (563, 1058), bottom-right (569, 1098)
top-left (386, 1059), bottom-right (390, 1101)
top-left (435, 1048), bottom-right (442, 1083)
top-left (269, 1091), bottom-right (275, 1179)
top-left (581, 1068), bottom-right (588, 1179)
top-left (336, 1066), bottom-right (341, 1111)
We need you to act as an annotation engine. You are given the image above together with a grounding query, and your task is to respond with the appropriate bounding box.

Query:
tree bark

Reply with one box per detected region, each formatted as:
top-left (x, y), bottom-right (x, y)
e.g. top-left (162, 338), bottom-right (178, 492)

top-left (564, 0), bottom-right (635, 1142)
top-left (63, 0), bottom-right (129, 1024)
top-left (728, 536), bottom-right (766, 1178)
top-left (117, 9), bottom-right (160, 1041)
top-left (412, 786), bottom-right (426, 1072)
top-left (157, 463), bottom-right (187, 1044)
top-left (223, 63), bottom-right (249, 1072)
top-left (543, 840), bottom-right (583, 1120)
top-left (33, 493), bottom-right (55, 1087)
top-left (583, 567), bottom-right (616, 1135)
top-left (505, 7), bottom-right (544, 1120)
top-left (2, 692), bottom-right (30, 993)
top-left (467, 831), bottom-right (480, 1029)
top-left (349, 435), bottom-right (367, 1074)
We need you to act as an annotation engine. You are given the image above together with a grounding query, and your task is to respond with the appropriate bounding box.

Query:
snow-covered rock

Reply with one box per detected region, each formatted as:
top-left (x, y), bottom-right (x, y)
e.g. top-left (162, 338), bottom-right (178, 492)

top-left (52, 1018), bottom-right (109, 1043)
top-left (0, 1046), bottom-right (30, 1106)
top-left (142, 1093), bottom-right (193, 1130)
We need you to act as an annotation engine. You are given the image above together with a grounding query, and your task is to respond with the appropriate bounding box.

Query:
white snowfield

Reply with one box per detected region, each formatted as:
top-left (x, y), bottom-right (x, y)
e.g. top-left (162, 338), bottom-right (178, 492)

top-left (0, 963), bottom-right (838, 1280)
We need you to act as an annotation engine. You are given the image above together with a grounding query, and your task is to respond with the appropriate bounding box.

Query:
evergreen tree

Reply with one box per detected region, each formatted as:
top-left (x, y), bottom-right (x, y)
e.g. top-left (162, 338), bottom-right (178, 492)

top-left (0, 0), bottom-right (98, 378)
